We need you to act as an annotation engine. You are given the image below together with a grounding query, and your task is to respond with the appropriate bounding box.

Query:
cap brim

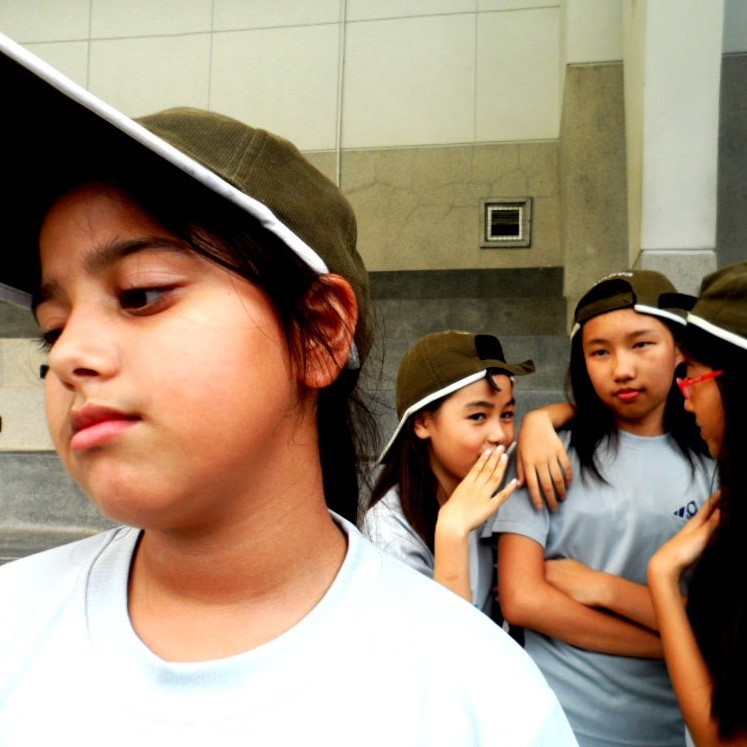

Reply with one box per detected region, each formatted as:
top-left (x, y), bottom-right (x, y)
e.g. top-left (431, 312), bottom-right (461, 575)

top-left (0, 32), bottom-right (328, 308)
top-left (376, 359), bottom-right (535, 463)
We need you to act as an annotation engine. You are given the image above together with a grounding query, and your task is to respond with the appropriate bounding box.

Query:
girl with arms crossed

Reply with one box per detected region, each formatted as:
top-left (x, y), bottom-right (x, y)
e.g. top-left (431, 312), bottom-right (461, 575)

top-left (492, 271), bottom-right (715, 746)
top-left (0, 35), bottom-right (576, 746)
top-left (649, 262), bottom-right (747, 745)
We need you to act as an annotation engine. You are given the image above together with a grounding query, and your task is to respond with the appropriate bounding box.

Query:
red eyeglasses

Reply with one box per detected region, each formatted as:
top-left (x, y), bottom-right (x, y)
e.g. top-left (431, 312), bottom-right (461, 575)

top-left (676, 370), bottom-right (724, 399)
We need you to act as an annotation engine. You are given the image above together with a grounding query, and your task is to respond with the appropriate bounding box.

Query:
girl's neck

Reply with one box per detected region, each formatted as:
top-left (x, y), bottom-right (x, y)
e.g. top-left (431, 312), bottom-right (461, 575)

top-left (613, 403), bottom-right (667, 438)
top-left (127, 473), bottom-right (347, 661)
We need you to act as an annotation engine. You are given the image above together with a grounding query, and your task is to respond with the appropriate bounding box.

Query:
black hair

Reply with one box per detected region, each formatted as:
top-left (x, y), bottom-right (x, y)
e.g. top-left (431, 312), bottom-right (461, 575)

top-left (366, 397), bottom-right (446, 552)
top-left (566, 315), bottom-right (708, 484)
top-left (39, 147), bottom-right (380, 524)
top-left (680, 324), bottom-right (747, 738)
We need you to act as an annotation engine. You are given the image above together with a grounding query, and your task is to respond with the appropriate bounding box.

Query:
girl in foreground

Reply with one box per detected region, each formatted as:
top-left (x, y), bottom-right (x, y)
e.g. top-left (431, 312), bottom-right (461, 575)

top-left (493, 271), bottom-right (715, 746)
top-left (364, 330), bottom-right (535, 614)
top-left (649, 262), bottom-right (747, 745)
top-left (0, 38), bottom-right (576, 746)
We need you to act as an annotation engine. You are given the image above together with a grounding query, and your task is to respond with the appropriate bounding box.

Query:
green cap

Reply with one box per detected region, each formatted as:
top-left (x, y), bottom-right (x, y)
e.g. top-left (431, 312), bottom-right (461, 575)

top-left (0, 34), bottom-right (371, 365)
top-left (571, 270), bottom-right (694, 338)
top-left (378, 330), bottom-right (535, 463)
top-left (687, 260), bottom-right (747, 351)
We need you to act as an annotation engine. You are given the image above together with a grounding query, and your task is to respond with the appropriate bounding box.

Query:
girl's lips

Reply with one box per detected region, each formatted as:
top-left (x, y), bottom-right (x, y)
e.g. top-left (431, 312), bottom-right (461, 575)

top-left (615, 388), bottom-right (640, 403)
top-left (70, 405), bottom-right (140, 452)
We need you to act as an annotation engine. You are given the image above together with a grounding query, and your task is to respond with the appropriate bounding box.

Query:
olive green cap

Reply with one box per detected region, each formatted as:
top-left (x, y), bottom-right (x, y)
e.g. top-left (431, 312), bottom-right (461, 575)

top-left (571, 270), bottom-right (694, 338)
top-left (687, 260), bottom-right (747, 351)
top-left (0, 33), bottom-right (371, 366)
top-left (378, 330), bottom-right (535, 463)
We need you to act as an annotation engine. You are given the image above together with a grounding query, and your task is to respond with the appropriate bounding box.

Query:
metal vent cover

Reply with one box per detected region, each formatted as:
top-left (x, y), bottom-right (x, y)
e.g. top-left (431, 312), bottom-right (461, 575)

top-left (480, 197), bottom-right (532, 248)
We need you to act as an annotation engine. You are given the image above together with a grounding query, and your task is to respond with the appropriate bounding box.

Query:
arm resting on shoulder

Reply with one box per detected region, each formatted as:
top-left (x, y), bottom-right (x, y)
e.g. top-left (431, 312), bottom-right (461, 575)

top-left (498, 533), bottom-right (663, 658)
top-left (516, 402), bottom-right (574, 511)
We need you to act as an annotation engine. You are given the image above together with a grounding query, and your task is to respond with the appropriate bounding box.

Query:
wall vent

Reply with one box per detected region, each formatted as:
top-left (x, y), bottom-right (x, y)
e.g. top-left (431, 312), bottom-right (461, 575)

top-left (480, 197), bottom-right (532, 248)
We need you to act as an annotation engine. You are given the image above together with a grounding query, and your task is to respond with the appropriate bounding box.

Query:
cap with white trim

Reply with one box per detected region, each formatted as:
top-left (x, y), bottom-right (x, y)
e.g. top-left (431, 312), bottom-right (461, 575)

top-left (570, 270), bottom-right (695, 338)
top-left (0, 32), bottom-right (371, 365)
top-left (377, 331), bottom-right (535, 463)
top-left (687, 260), bottom-right (747, 351)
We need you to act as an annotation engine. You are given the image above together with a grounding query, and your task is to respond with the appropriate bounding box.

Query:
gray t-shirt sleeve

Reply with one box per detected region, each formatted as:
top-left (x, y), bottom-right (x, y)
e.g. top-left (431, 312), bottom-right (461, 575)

top-left (488, 483), bottom-right (550, 547)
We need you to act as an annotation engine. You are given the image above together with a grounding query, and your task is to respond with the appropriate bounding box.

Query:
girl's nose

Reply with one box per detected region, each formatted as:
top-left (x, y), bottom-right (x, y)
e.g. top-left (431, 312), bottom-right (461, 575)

top-left (486, 422), bottom-right (507, 446)
top-left (46, 313), bottom-right (117, 390)
top-left (612, 352), bottom-right (635, 380)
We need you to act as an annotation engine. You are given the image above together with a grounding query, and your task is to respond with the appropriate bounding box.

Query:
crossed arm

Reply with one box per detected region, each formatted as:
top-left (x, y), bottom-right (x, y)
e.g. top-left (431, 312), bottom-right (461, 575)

top-left (498, 533), bottom-right (663, 657)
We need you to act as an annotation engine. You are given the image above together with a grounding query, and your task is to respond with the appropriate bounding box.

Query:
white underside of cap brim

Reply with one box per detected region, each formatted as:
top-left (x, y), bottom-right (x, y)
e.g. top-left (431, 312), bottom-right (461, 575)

top-left (687, 312), bottom-right (747, 351)
top-left (569, 303), bottom-right (686, 338)
top-left (376, 370), bottom-right (487, 464)
top-left (0, 32), bottom-right (330, 283)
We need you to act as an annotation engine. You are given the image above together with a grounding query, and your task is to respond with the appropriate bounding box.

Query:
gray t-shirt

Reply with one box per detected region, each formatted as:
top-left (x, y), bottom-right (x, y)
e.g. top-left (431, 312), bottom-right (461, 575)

top-left (491, 429), bottom-right (716, 747)
top-left (364, 486), bottom-right (495, 614)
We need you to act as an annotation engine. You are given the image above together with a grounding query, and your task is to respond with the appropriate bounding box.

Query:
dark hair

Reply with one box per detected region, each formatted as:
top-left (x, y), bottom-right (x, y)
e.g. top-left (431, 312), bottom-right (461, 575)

top-left (680, 324), bottom-right (747, 738)
top-left (566, 317), bottom-right (707, 484)
top-left (42, 149), bottom-right (379, 524)
top-left (366, 398), bottom-right (447, 551)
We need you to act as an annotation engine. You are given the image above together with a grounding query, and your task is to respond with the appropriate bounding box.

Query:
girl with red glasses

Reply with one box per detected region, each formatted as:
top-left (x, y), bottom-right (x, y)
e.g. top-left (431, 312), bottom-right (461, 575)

top-left (649, 262), bottom-right (747, 745)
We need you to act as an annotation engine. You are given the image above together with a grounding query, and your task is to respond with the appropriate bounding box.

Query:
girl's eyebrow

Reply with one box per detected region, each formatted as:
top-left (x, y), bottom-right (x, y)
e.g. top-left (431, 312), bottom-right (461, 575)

top-left (32, 236), bottom-right (185, 312)
top-left (584, 327), bottom-right (660, 346)
top-left (463, 400), bottom-right (495, 410)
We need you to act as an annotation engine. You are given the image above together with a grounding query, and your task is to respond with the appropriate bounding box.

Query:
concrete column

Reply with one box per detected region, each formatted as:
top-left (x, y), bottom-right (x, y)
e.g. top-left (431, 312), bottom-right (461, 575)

top-left (622, 0), bottom-right (723, 294)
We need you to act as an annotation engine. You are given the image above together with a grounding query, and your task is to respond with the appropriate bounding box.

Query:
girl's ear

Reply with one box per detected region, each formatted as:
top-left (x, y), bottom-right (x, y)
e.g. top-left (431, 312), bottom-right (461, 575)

top-left (413, 412), bottom-right (432, 441)
top-left (673, 342), bottom-right (684, 367)
top-left (300, 274), bottom-right (358, 390)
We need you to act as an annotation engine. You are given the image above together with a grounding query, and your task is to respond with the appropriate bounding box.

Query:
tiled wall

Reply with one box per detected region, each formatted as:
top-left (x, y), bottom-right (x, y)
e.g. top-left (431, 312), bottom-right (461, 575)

top-left (1, 1), bottom-right (565, 151)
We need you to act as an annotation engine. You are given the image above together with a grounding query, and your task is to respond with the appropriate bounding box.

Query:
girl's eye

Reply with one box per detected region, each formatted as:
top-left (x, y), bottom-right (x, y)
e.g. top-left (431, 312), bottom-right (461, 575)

top-left (588, 348), bottom-right (608, 358)
top-left (633, 340), bottom-right (653, 349)
top-left (38, 329), bottom-right (62, 351)
top-left (119, 287), bottom-right (167, 310)
top-left (501, 411), bottom-right (515, 422)
top-left (469, 413), bottom-right (487, 422)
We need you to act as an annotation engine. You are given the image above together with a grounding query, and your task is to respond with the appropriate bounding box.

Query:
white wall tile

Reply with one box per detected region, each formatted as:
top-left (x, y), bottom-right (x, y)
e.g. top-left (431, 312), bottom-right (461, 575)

top-left (91, 0), bottom-right (213, 38)
top-left (89, 35), bottom-right (211, 117)
top-left (346, 0), bottom-right (475, 22)
top-left (0, 0), bottom-right (90, 43)
top-left (478, 0), bottom-right (559, 10)
top-left (210, 26), bottom-right (340, 151)
top-left (343, 14), bottom-right (476, 148)
top-left (564, 0), bottom-right (622, 63)
top-left (213, 0), bottom-right (341, 30)
top-left (476, 8), bottom-right (560, 141)
top-left (0, 340), bottom-right (51, 452)
top-left (23, 41), bottom-right (90, 89)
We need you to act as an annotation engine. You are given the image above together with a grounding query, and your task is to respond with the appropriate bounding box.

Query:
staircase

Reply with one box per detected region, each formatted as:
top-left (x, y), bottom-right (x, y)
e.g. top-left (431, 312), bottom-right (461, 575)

top-left (367, 267), bottom-right (569, 444)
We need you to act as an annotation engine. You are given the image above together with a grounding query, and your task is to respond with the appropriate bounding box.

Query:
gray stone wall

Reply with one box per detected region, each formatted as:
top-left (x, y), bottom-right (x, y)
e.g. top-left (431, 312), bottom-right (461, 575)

top-left (717, 53), bottom-right (747, 269)
top-left (559, 63), bottom-right (629, 322)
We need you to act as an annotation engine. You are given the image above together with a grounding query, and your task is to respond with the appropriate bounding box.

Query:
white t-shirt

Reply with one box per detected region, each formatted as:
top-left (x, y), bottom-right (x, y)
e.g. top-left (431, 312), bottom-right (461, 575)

top-left (0, 516), bottom-right (577, 746)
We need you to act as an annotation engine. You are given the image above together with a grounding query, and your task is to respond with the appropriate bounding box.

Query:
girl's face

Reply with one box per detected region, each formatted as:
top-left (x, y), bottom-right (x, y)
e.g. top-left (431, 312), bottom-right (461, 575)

top-left (36, 184), bottom-right (312, 531)
top-left (414, 375), bottom-right (515, 500)
top-left (682, 359), bottom-right (725, 458)
top-left (581, 307), bottom-right (682, 436)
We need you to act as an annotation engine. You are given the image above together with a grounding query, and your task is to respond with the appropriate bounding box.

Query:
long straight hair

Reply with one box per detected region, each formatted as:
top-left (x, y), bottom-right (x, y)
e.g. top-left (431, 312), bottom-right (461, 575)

top-left (366, 398), bottom-right (446, 552)
top-left (566, 317), bottom-right (708, 483)
top-left (681, 325), bottom-right (747, 739)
